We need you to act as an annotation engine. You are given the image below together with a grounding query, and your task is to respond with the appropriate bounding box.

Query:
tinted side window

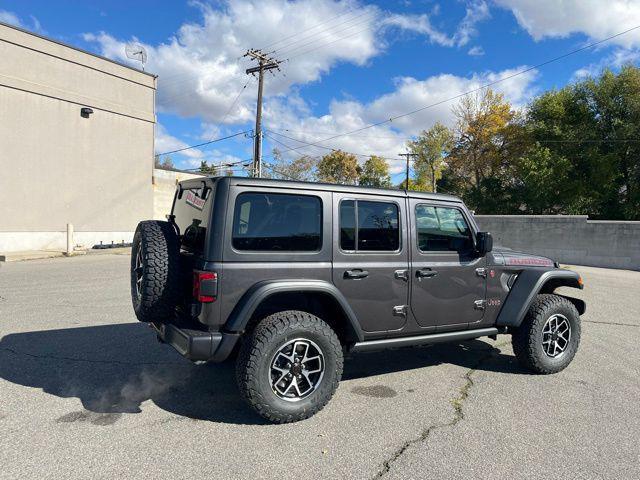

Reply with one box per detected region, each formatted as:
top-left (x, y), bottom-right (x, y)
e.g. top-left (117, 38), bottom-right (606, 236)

top-left (172, 185), bottom-right (212, 253)
top-left (339, 199), bottom-right (400, 252)
top-left (340, 200), bottom-right (356, 250)
top-left (415, 205), bottom-right (473, 253)
top-left (232, 193), bottom-right (322, 251)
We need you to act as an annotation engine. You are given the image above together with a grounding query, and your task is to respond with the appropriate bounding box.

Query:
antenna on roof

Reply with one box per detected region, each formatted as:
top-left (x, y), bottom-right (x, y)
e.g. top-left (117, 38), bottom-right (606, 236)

top-left (125, 43), bottom-right (147, 71)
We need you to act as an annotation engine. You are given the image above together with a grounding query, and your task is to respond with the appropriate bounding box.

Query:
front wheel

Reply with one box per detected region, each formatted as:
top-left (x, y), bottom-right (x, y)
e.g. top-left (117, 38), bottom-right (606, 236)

top-left (236, 310), bottom-right (343, 423)
top-left (512, 294), bottom-right (581, 374)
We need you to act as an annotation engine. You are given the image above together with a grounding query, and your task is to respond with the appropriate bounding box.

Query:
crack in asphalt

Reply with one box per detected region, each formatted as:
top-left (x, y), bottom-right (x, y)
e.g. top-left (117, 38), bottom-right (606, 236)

top-left (583, 320), bottom-right (639, 328)
top-left (373, 342), bottom-right (508, 479)
top-left (0, 346), bottom-right (186, 366)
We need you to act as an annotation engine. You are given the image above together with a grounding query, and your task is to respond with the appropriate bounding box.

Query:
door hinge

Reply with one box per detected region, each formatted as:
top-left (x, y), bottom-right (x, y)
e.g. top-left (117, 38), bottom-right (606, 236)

top-left (474, 300), bottom-right (486, 310)
top-left (392, 305), bottom-right (407, 317)
top-left (475, 267), bottom-right (487, 278)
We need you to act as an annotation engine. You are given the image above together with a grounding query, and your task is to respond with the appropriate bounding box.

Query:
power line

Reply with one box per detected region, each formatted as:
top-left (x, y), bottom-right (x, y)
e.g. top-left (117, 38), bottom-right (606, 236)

top-left (260, 8), bottom-right (359, 51)
top-left (270, 24), bottom-right (640, 156)
top-left (219, 77), bottom-right (254, 124)
top-left (274, 11), bottom-right (377, 56)
top-left (286, 23), bottom-right (378, 61)
top-left (156, 130), bottom-right (250, 156)
top-left (265, 129), bottom-right (403, 162)
top-left (261, 162), bottom-right (298, 181)
top-left (271, 127), bottom-right (415, 140)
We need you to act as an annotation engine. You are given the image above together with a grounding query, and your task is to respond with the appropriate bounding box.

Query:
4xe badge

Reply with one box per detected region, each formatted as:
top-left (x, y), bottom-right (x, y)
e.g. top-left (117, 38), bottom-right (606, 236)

top-left (185, 190), bottom-right (206, 211)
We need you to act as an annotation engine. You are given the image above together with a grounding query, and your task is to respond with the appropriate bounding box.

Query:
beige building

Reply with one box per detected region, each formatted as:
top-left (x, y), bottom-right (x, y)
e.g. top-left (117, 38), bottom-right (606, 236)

top-left (152, 167), bottom-right (203, 220)
top-left (0, 22), bottom-right (157, 253)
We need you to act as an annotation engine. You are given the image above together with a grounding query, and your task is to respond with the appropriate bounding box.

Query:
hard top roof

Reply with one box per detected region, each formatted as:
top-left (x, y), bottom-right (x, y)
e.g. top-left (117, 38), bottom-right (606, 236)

top-left (179, 176), bottom-right (462, 203)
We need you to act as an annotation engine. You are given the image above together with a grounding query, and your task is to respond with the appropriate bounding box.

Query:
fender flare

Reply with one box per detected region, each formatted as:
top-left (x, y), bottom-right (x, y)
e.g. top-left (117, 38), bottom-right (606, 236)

top-left (496, 269), bottom-right (585, 327)
top-left (224, 279), bottom-right (365, 342)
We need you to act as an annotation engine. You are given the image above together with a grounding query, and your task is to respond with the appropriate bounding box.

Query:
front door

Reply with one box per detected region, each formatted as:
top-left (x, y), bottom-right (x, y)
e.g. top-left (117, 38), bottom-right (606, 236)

top-left (409, 200), bottom-right (486, 329)
top-left (332, 193), bottom-right (409, 333)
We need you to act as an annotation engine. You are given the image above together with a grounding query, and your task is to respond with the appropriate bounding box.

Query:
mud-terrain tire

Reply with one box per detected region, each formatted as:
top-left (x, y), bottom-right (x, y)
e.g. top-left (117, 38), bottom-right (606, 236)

top-left (512, 294), bottom-right (581, 374)
top-left (236, 310), bottom-right (343, 423)
top-left (130, 220), bottom-right (181, 323)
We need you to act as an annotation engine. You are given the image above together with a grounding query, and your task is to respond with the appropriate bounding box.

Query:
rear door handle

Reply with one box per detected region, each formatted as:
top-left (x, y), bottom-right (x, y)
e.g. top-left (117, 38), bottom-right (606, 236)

top-left (416, 269), bottom-right (438, 278)
top-left (344, 269), bottom-right (369, 279)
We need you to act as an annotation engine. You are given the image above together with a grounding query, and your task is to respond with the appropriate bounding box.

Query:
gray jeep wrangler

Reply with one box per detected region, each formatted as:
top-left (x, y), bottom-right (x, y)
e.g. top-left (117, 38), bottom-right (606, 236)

top-left (130, 176), bottom-right (585, 423)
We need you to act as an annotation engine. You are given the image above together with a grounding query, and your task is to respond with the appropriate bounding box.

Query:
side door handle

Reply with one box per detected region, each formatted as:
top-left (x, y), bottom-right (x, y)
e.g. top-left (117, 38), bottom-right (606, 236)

top-left (416, 268), bottom-right (438, 278)
top-left (344, 269), bottom-right (369, 279)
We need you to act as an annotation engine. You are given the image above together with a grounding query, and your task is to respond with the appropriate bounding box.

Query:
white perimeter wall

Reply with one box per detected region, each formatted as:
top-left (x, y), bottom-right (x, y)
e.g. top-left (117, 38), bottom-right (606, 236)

top-left (475, 215), bottom-right (640, 271)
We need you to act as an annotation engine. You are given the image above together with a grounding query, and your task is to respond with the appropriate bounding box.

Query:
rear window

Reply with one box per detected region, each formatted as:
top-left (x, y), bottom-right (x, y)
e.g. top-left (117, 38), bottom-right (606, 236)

top-left (232, 192), bottom-right (322, 251)
top-left (172, 183), bottom-right (212, 253)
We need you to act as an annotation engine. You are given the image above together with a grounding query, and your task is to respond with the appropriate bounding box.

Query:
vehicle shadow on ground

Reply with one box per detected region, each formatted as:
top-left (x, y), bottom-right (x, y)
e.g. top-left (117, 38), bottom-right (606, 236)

top-left (0, 323), bottom-right (526, 425)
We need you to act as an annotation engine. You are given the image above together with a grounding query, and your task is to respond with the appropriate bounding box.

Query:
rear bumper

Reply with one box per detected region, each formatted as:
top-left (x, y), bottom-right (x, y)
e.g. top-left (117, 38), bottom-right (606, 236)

top-left (152, 322), bottom-right (240, 363)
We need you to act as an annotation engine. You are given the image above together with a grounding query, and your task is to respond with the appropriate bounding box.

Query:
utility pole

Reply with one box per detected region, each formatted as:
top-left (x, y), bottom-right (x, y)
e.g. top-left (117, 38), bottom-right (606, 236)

top-left (398, 152), bottom-right (418, 190)
top-left (244, 49), bottom-right (282, 178)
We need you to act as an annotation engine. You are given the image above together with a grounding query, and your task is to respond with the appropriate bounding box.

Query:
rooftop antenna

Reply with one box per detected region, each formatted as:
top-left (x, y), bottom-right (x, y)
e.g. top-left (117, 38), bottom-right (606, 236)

top-left (125, 43), bottom-right (148, 71)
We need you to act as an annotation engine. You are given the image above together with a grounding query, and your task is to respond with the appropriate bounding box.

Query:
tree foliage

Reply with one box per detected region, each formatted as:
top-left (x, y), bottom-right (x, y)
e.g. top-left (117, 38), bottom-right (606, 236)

top-left (359, 155), bottom-right (391, 188)
top-left (199, 160), bottom-right (218, 175)
top-left (264, 148), bottom-right (318, 181)
top-left (317, 150), bottom-right (360, 185)
top-left (407, 122), bottom-right (454, 192)
top-left (155, 155), bottom-right (175, 170)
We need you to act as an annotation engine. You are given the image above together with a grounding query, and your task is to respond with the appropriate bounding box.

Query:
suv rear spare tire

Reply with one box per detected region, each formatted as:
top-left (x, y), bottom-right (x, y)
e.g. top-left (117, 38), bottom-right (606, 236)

top-left (130, 220), bottom-right (181, 323)
top-left (236, 310), bottom-right (343, 423)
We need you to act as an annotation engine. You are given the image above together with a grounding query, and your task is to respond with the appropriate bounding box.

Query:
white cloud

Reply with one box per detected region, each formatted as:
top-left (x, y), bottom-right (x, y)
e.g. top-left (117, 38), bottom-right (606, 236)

top-left (0, 10), bottom-right (22, 27)
top-left (468, 45), bottom-right (485, 56)
top-left (494, 0), bottom-right (640, 48)
top-left (264, 66), bottom-right (539, 174)
top-left (154, 124), bottom-right (204, 160)
top-left (85, 0), bottom-right (491, 126)
top-left (573, 48), bottom-right (640, 80)
top-left (0, 9), bottom-right (44, 33)
top-left (382, 1), bottom-right (489, 47)
top-left (455, 1), bottom-right (490, 47)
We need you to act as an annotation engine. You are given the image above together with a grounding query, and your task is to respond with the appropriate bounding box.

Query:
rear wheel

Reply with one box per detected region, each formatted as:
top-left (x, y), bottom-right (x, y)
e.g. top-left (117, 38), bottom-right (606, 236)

top-left (130, 220), bottom-right (181, 323)
top-left (512, 294), bottom-right (581, 374)
top-left (236, 310), bottom-right (343, 423)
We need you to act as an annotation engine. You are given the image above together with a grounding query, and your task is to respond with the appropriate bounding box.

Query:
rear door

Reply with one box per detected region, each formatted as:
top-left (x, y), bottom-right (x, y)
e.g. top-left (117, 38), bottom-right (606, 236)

top-left (332, 193), bottom-right (409, 333)
top-left (409, 200), bottom-right (486, 330)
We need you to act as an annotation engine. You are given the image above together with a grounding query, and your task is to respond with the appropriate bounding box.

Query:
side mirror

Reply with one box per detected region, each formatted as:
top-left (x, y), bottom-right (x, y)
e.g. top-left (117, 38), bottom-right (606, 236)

top-left (476, 231), bottom-right (493, 256)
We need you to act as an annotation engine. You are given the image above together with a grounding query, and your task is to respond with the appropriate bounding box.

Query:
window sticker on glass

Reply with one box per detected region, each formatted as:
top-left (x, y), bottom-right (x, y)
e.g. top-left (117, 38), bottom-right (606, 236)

top-left (185, 190), bottom-right (206, 211)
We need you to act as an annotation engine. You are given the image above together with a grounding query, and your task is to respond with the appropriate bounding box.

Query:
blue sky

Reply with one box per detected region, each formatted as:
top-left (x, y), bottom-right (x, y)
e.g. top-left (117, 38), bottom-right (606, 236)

top-left (2, 0), bottom-right (639, 182)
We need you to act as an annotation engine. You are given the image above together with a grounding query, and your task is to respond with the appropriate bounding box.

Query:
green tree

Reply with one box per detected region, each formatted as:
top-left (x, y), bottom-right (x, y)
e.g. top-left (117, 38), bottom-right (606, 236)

top-left (446, 89), bottom-right (526, 212)
top-left (407, 122), bottom-right (454, 192)
top-left (316, 150), bottom-right (360, 185)
top-left (155, 155), bottom-right (175, 170)
top-left (265, 148), bottom-right (318, 181)
top-left (199, 160), bottom-right (218, 175)
top-left (359, 155), bottom-right (391, 188)
top-left (519, 66), bottom-right (640, 219)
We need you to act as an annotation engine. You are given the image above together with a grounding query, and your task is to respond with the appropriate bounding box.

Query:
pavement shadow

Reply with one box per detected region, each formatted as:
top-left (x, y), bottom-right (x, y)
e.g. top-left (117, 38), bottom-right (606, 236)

top-left (344, 339), bottom-right (525, 380)
top-left (0, 323), bottom-right (525, 425)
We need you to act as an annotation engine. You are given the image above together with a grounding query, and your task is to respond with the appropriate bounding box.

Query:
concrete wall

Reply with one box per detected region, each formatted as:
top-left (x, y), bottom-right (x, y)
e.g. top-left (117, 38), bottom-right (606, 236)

top-left (153, 168), bottom-right (204, 220)
top-left (475, 215), bottom-right (640, 271)
top-left (0, 22), bottom-right (156, 252)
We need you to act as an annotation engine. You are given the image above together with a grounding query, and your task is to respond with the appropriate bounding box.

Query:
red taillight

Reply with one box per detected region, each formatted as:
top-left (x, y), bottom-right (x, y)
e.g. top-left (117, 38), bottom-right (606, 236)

top-left (193, 271), bottom-right (217, 303)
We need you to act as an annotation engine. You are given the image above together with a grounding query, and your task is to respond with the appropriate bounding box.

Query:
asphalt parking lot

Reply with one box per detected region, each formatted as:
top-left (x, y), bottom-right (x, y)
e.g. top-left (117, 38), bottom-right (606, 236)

top-left (0, 254), bottom-right (638, 479)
